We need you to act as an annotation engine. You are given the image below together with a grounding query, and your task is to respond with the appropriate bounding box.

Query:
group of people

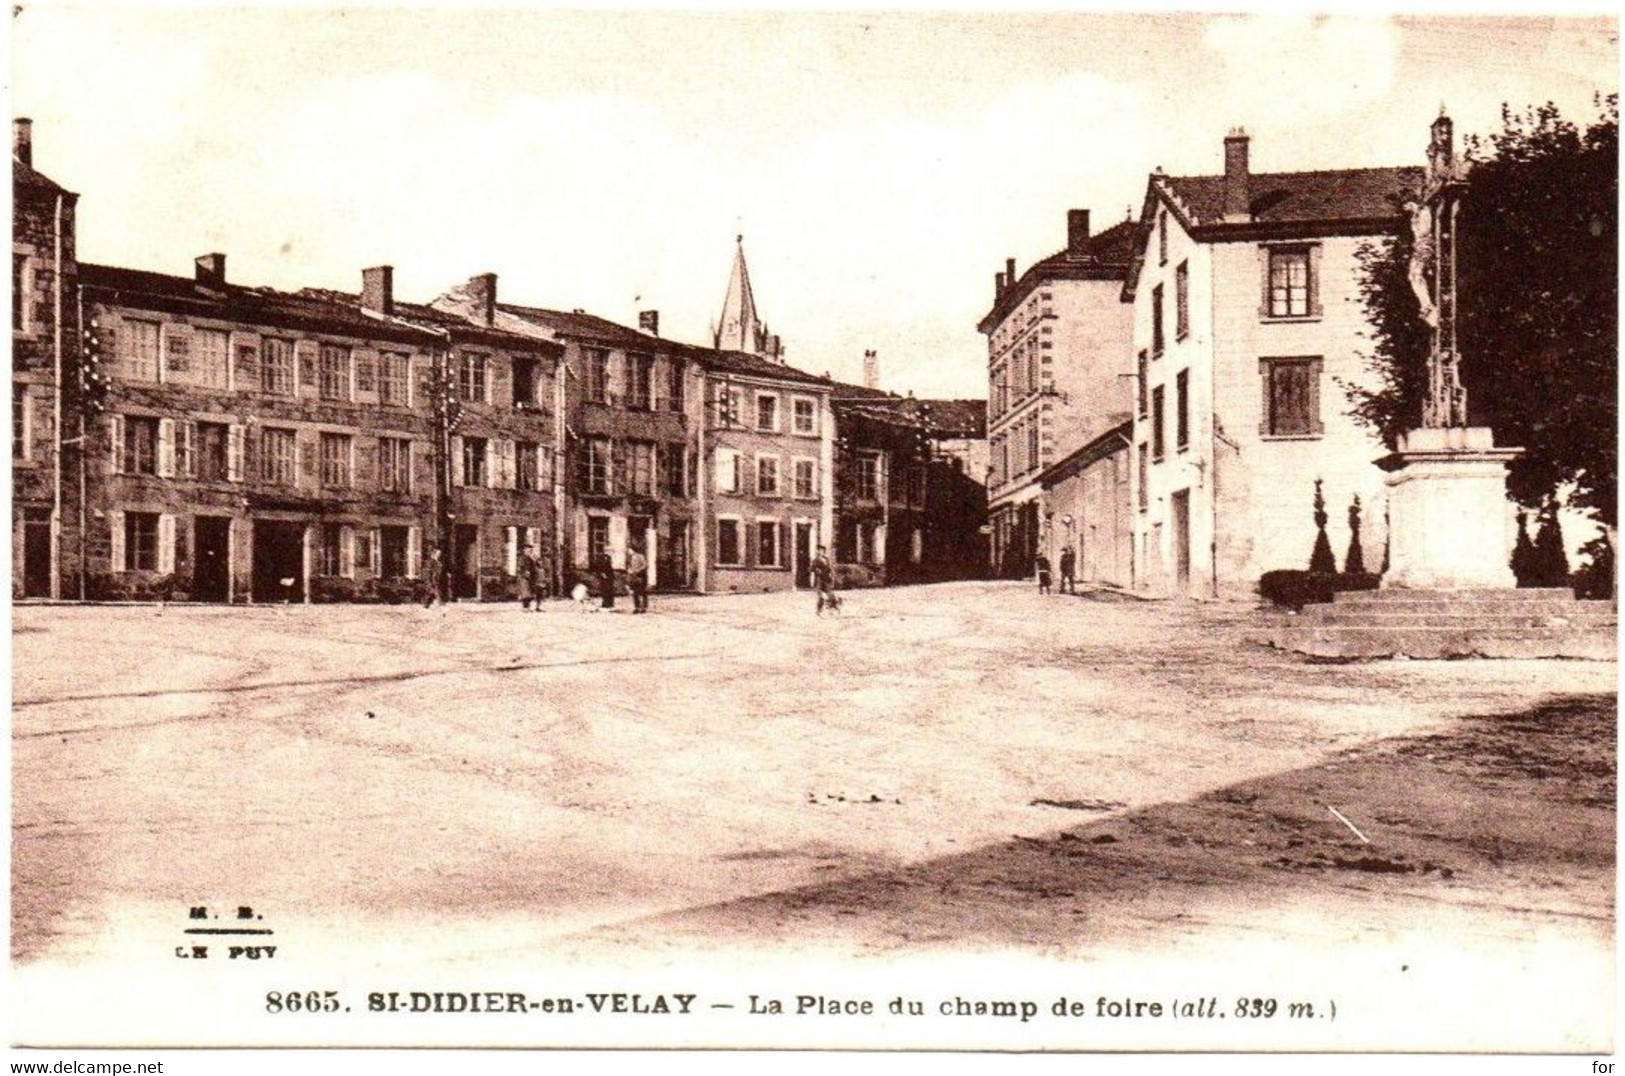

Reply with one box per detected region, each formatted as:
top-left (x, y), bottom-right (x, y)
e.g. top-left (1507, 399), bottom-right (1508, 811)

top-left (566, 550), bottom-right (651, 614)
top-left (1033, 546), bottom-right (1078, 596)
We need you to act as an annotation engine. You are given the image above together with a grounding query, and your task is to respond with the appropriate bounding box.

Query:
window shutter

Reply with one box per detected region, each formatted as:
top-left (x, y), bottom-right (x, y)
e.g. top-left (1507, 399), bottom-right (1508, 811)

top-left (157, 419), bottom-right (176, 477)
top-left (505, 526), bottom-right (518, 576)
top-left (158, 514), bottom-right (176, 574)
top-left (179, 421), bottom-right (196, 478)
top-left (411, 440), bottom-right (431, 494)
top-left (538, 444), bottom-right (552, 490)
top-left (1258, 246), bottom-right (1272, 318)
top-left (340, 525), bottom-right (356, 579)
top-left (370, 528), bottom-right (382, 575)
top-left (652, 359), bottom-right (668, 412)
top-left (108, 414), bottom-right (124, 474)
top-left (780, 522), bottom-right (790, 569)
top-left (406, 526), bottom-right (422, 578)
top-left (450, 435), bottom-right (464, 487)
top-left (1308, 246), bottom-right (1323, 317)
top-left (499, 439), bottom-right (515, 490)
top-left (109, 511), bottom-right (125, 571)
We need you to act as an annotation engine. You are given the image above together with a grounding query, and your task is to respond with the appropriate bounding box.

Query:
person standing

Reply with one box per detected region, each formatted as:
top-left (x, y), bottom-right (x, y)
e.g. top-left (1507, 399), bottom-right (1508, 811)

top-left (1059, 546), bottom-right (1077, 595)
top-left (421, 548), bottom-right (444, 608)
top-left (811, 546), bottom-right (837, 615)
top-left (626, 546), bottom-right (649, 614)
top-left (598, 554), bottom-right (616, 611)
top-left (1034, 551), bottom-right (1052, 595)
top-left (518, 546), bottom-right (540, 611)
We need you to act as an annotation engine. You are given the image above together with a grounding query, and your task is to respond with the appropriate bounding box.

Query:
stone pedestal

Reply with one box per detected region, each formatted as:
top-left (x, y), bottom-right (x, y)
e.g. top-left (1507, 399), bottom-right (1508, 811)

top-left (1379, 427), bottom-right (1522, 590)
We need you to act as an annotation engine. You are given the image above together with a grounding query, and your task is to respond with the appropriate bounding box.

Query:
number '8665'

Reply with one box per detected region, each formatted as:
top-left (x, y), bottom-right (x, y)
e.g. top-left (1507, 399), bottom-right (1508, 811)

top-left (266, 990), bottom-right (342, 1013)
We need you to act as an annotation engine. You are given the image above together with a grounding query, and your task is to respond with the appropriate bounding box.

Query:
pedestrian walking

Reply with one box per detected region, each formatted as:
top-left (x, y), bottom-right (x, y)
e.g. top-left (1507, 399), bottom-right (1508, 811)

top-left (598, 554), bottom-right (616, 611)
top-left (811, 546), bottom-right (839, 615)
top-left (421, 548), bottom-right (444, 608)
top-left (627, 547), bottom-right (649, 614)
top-left (518, 547), bottom-right (541, 611)
top-left (1059, 546), bottom-right (1077, 595)
top-left (1035, 552), bottom-right (1052, 595)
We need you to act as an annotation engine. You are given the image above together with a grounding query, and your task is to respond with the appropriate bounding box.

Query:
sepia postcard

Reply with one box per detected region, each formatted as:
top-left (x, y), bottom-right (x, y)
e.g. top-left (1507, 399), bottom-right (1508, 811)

top-left (6, 5), bottom-right (1618, 1070)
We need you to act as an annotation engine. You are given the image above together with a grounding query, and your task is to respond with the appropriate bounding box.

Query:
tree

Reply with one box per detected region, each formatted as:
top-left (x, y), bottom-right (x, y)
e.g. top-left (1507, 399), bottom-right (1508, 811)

top-left (1348, 97), bottom-right (1618, 527)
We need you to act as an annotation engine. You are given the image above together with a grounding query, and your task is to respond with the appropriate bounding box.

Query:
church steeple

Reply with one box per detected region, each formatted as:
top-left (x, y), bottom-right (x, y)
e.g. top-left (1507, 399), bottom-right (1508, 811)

top-left (713, 235), bottom-right (783, 362)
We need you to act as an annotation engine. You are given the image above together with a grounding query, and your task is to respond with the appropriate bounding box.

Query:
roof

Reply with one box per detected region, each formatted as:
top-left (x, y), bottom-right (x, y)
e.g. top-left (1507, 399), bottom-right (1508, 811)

top-left (1158, 165), bottom-right (1424, 232)
top-left (978, 218), bottom-right (1138, 334)
top-left (679, 342), bottom-right (830, 388)
top-left (80, 264), bottom-right (431, 347)
top-left (300, 290), bottom-right (557, 353)
top-left (713, 236), bottom-right (761, 352)
top-left (1037, 417), bottom-right (1133, 487)
top-left (830, 383), bottom-right (987, 438)
top-left (13, 157), bottom-right (74, 197)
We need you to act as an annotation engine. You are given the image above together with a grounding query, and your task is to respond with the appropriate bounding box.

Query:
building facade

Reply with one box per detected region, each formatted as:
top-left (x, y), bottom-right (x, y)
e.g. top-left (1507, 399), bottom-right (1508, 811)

top-left (1037, 420), bottom-right (1132, 589)
top-left (1124, 129), bottom-right (1421, 597)
top-left (978, 209), bottom-right (1136, 579)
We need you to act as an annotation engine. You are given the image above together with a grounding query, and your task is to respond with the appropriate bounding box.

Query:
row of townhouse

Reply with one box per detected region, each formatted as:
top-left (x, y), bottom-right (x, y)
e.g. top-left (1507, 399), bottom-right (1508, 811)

top-left (11, 121), bottom-right (987, 602)
top-left (980, 122), bottom-right (1431, 598)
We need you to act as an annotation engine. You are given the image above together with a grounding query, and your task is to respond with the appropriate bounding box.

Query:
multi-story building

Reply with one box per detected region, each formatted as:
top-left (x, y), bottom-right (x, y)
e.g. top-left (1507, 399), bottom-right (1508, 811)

top-left (434, 275), bottom-right (697, 592)
top-left (1037, 420), bottom-right (1133, 589)
top-left (1123, 128), bottom-right (1421, 596)
top-left (11, 118), bottom-right (78, 598)
top-left (81, 257), bottom-right (557, 604)
top-left (978, 209), bottom-right (1136, 578)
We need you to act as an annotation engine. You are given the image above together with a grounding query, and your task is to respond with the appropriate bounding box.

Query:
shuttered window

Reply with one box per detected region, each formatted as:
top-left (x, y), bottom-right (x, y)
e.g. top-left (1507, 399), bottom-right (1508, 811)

top-left (1260, 357), bottom-right (1324, 437)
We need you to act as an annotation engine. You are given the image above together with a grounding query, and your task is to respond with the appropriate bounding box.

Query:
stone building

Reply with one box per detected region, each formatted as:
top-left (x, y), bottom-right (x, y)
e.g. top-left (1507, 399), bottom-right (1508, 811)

top-left (978, 209), bottom-right (1137, 579)
top-left (11, 118), bottom-right (78, 598)
top-left (433, 276), bottom-right (698, 593)
top-left (1037, 420), bottom-right (1132, 589)
top-left (1123, 128), bottom-right (1421, 596)
top-left (80, 257), bottom-right (557, 604)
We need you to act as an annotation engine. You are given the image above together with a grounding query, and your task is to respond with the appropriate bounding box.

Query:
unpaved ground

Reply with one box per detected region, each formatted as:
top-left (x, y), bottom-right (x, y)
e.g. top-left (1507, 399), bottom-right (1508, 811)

top-left (9, 582), bottom-right (1616, 1047)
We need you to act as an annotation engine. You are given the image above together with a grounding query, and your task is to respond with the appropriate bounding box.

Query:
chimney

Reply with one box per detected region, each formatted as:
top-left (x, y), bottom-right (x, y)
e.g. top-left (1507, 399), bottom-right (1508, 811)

top-left (194, 253), bottom-right (227, 288)
top-left (361, 265), bottom-right (394, 315)
top-left (639, 310), bottom-right (660, 337)
top-left (1067, 209), bottom-right (1091, 256)
top-left (466, 273), bottom-right (497, 327)
top-left (13, 118), bottom-right (32, 167)
top-left (862, 349), bottom-right (880, 390)
top-left (994, 271), bottom-right (1005, 300)
top-left (1006, 257), bottom-right (1017, 287)
top-left (1222, 127), bottom-right (1251, 222)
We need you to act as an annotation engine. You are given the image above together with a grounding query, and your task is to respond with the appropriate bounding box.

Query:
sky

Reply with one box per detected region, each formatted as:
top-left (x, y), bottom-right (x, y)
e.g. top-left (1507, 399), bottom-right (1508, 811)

top-left (10, 8), bottom-right (1618, 398)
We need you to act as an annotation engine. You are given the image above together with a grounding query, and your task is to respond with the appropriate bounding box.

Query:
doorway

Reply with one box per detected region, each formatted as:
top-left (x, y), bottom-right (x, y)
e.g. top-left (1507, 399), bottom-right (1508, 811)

top-left (794, 522), bottom-right (814, 588)
top-left (22, 508), bottom-right (51, 598)
top-left (193, 516), bottom-right (231, 602)
top-left (1171, 489), bottom-right (1191, 596)
top-left (453, 524), bottom-right (480, 599)
top-left (252, 520), bottom-right (306, 603)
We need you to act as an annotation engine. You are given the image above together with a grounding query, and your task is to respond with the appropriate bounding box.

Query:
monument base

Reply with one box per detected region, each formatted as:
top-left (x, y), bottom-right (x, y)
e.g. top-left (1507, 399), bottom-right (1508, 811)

top-left (1378, 427), bottom-right (1523, 590)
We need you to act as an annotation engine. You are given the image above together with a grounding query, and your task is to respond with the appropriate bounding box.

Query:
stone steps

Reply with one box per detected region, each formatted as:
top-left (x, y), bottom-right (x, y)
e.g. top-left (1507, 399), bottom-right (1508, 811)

top-left (1273, 624), bottom-right (1616, 661)
top-left (1308, 611), bottom-right (1616, 628)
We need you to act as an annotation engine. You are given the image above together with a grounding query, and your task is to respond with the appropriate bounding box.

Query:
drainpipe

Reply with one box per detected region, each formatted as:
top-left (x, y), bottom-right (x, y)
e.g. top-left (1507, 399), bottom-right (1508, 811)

top-left (75, 283), bottom-right (87, 600)
top-left (50, 192), bottom-right (64, 599)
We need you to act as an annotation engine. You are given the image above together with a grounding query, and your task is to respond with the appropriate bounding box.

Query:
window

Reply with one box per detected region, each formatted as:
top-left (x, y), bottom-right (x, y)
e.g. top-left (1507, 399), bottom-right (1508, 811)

top-left (857, 455), bottom-right (878, 500)
top-left (318, 524), bottom-right (343, 576)
top-left (905, 463), bottom-right (923, 506)
top-left (1260, 357), bottom-right (1324, 437)
top-left (195, 421), bottom-right (229, 481)
top-left (196, 329), bottom-right (229, 388)
top-left (1151, 385), bottom-right (1165, 460)
top-left (320, 432), bottom-right (352, 487)
top-left (12, 391), bottom-right (29, 462)
top-left (1175, 261), bottom-right (1189, 339)
top-left (513, 358), bottom-right (538, 409)
top-left (1175, 369), bottom-right (1190, 452)
top-left (1137, 444), bottom-right (1149, 511)
top-left (757, 521), bottom-right (780, 567)
top-left (578, 437), bottom-right (610, 494)
top-left (235, 343), bottom-right (259, 388)
top-left (261, 428), bottom-right (296, 484)
top-left (755, 393), bottom-right (779, 432)
top-left (516, 440), bottom-right (540, 492)
top-left (125, 512), bottom-right (159, 571)
top-left (793, 458), bottom-right (816, 499)
top-left (1151, 285), bottom-right (1165, 356)
top-left (263, 338), bottom-right (295, 395)
top-left (1027, 340), bottom-right (1039, 393)
top-left (457, 352), bottom-right (487, 404)
top-left (715, 384), bottom-right (742, 427)
top-left (716, 519), bottom-right (742, 566)
top-left (319, 344), bottom-right (351, 401)
top-left (756, 455), bottom-right (779, 496)
top-left (626, 440), bottom-right (654, 495)
top-left (1137, 351), bottom-right (1149, 417)
top-left (1028, 423), bottom-right (1039, 473)
top-left (12, 253), bottom-right (26, 331)
top-left (587, 516), bottom-right (611, 564)
top-left (663, 443), bottom-right (686, 497)
top-left (586, 348), bottom-right (609, 403)
top-left (377, 354), bottom-right (409, 409)
top-left (792, 397), bottom-right (817, 435)
top-left (379, 437), bottom-right (412, 493)
top-left (125, 320), bottom-right (160, 381)
top-left (667, 359), bottom-right (685, 412)
top-left (1158, 210), bottom-right (1169, 266)
top-left (355, 352), bottom-right (376, 393)
top-left (164, 330), bottom-right (190, 376)
top-left (1267, 247), bottom-right (1312, 318)
top-left (715, 449), bottom-right (741, 494)
top-left (380, 526), bottom-right (409, 578)
top-left (626, 354), bottom-right (653, 410)
top-left (123, 416), bottom-right (159, 475)
top-left (461, 436), bottom-right (488, 488)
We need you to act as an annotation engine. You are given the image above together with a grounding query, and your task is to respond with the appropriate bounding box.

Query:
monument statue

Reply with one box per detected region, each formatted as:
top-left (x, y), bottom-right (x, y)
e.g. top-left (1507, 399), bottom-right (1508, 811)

top-left (1414, 111), bottom-right (1469, 428)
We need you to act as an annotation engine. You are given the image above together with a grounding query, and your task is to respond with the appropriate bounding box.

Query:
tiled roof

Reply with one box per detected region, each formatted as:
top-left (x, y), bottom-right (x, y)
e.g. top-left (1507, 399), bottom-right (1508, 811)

top-left (1159, 166), bottom-right (1424, 230)
top-left (831, 383), bottom-right (987, 437)
top-left (301, 290), bottom-right (555, 352)
top-left (80, 264), bottom-right (432, 346)
top-left (979, 218), bottom-right (1138, 332)
top-left (685, 343), bottom-right (830, 387)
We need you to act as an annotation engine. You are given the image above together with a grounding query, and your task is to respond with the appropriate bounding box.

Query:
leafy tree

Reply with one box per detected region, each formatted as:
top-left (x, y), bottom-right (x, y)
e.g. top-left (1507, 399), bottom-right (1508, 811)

top-left (1510, 510), bottom-right (1538, 586)
top-left (1348, 97), bottom-right (1618, 527)
top-left (1530, 499), bottom-right (1571, 586)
